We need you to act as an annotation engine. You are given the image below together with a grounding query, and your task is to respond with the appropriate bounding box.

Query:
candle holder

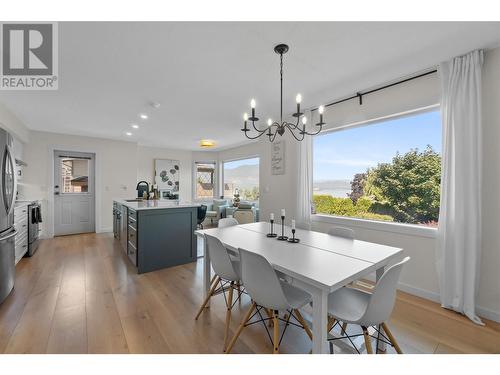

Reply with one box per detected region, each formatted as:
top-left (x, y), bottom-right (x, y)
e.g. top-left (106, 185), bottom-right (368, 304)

top-left (267, 219), bottom-right (277, 238)
top-left (277, 215), bottom-right (288, 241)
top-left (287, 229), bottom-right (300, 243)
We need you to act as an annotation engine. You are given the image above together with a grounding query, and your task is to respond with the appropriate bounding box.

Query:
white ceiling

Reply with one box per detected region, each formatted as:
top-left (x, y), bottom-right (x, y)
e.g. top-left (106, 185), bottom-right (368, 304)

top-left (2, 22), bottom-right (500, 150)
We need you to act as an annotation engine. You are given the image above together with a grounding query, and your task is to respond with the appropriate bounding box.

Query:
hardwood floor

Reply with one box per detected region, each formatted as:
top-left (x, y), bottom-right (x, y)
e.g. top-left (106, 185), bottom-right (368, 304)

top-left (0, 233), bottom-right (498, 354)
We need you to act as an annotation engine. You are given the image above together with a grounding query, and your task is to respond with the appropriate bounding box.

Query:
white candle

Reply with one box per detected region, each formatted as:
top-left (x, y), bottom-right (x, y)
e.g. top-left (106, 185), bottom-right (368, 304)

top-left (281, 209), bottom-right (286, 217)
top-left (291, 220), bottom-right (296, 230)
top-left (270, 213), bottom-right (274, 221)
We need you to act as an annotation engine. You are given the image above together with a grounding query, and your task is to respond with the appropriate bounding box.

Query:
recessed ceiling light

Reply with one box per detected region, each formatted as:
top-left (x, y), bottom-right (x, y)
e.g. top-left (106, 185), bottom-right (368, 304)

top-left (131, 124), bottom-right (139, 129)
top-left (199, 139), bottom-right (216, 148)
top-left (125, 132), bottom-right (133, 136)
top-left (139, 113), bottom-right (148, 120)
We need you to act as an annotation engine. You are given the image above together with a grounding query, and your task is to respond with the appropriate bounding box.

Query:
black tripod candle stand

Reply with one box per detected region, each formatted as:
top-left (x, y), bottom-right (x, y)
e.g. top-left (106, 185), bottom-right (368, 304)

top-left (277, 215), bottom-right (288, 241)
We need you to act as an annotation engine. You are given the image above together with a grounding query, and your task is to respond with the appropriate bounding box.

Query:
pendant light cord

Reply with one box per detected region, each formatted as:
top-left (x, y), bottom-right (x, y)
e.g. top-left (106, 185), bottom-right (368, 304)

top-left (280, 52), bottom-right (283, 123)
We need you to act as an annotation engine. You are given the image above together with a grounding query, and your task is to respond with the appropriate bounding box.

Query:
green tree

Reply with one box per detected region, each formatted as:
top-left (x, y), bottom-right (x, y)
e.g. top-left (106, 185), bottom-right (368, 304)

top-left (240, 186), bottom-right (260, 201)
top-left (348, 173), bottom-right (367, 203)
top-left (313, 195), bottom-right (393, 222)
top-left (364, 146), bottom-right (441, 224)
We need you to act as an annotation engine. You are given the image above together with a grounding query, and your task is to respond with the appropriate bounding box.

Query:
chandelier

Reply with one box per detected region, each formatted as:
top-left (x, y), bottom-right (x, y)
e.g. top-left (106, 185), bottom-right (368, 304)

top-left (241, 44), bottom-right (325, 142)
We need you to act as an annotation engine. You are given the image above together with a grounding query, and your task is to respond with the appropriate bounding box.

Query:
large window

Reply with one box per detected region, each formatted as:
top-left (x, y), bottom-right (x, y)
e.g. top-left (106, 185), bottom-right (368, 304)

top-left (223, 157), bottom-right (259, 201)
top-left (195, 162), bottom-right (216, 200)
top-left (313, 109), bottom-right (441, 227)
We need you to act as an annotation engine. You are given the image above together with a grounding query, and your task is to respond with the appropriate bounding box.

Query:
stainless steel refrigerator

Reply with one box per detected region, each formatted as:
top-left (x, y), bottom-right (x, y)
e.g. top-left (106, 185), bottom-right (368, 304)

top-left (0, 128), bottom-right (17, 304)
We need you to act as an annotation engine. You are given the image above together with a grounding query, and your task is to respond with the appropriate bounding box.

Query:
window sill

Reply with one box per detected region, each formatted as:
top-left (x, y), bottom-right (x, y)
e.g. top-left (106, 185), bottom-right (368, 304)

top-left (311, 214), bottom-right (437, 239)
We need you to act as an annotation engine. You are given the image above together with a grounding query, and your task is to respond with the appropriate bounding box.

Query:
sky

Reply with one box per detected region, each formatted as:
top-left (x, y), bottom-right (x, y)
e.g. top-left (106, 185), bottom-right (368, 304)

top-left (313, 110), bottom-right (442, 181)
top-left (223, 157), bottom-right (259, 169)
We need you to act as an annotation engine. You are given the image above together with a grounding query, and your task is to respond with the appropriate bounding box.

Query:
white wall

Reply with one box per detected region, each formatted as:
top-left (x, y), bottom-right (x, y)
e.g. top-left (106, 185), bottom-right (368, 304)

top-left (23, 131), bottom-right (138, 235)
top-left (479, 47), bottom-right (500, 319)
top-left (0, 102), bottom-right (30, 199)
top-left (0, 101), bottom-right (30, 143)
top-left (21, 132), bottom-right (196, 235)
top-left (218, 142), bottom-right (261, 162)
top-left (258, 47), bottom-right (500, 322)
top-left (136, 145), bottom-right (192, 202)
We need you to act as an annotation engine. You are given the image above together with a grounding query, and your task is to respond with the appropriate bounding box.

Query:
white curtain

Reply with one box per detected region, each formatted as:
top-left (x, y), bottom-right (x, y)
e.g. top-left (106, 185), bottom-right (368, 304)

top-left (436, 50), bottom-right (484, 325)
top-left (296, 110), bottom-right (313, 230)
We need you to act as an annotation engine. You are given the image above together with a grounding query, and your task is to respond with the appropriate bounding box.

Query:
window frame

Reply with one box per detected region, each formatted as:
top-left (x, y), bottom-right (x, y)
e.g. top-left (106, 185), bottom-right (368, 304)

top-left (221, 155), bottom-right (260, 202)
top-left (60, 157), bottom-right (91, 194)
top-left (311, 104), bottom-right (440, 238)
top-left (192, 160), bottom-right (218, 201)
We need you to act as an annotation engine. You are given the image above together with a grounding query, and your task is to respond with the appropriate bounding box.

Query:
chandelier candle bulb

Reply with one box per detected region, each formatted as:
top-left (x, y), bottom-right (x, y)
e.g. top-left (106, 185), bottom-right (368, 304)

top-left (250, 99), bottom-right (256, 118)
top-left (296, 94), bottom-right (302, 115)
top-left (267, 118), bottom-right (272, 126)
top-left (243, 113), bottom-right (249, 131)
top-left (319, 105), bottom-right (324, 124)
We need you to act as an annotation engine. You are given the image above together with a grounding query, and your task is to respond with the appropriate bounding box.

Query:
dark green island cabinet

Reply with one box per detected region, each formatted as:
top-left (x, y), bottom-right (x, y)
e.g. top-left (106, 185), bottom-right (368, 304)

top-left (113, 199), bottom-right (199, 274)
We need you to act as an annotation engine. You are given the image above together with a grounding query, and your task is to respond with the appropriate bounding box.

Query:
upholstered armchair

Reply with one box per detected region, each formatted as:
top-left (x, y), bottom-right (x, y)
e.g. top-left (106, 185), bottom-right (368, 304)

top-left (233, 201), bottom-right (259, 224)
top-left (205, 199), bottom-right (231, 224)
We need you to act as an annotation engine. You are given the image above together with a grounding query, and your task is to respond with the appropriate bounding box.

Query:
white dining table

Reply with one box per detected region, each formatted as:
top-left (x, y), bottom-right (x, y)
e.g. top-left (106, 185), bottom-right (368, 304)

top-left (195, 221), bottom-right (403, 354)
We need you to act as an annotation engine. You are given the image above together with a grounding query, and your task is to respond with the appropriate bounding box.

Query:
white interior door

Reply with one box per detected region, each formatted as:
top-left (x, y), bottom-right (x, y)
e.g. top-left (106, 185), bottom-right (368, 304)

top-left (54, 150), bottom-right (95, 236)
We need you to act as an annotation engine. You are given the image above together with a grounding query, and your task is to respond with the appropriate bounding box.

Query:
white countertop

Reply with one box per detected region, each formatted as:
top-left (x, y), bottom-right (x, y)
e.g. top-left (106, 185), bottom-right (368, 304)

top-left (15, 199), bottom-right (39, 206)
top-left (114, 198), bottom-right (199, 211)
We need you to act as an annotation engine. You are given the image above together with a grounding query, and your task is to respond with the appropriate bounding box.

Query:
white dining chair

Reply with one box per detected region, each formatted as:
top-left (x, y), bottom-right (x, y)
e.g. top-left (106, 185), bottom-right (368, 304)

top-left (226, 248), bottom-right (313, 354)
top-left (327, 226), bottom-right (356, 334)
top-left (328, 226), bottom-right (355, 239)
top-left (195, 234), bottom-right (243, 352)
top-left (327, 256), bottom-right (410, 354)
top-left (218, 217), bottom-right (239, 228)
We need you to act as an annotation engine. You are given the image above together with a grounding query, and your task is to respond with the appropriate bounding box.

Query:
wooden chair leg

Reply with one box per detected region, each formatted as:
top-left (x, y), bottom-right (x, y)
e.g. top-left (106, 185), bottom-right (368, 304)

top-left (266, 308), bottom-right (274, 327)
top-left (294, 309), bottom-right (313, 341)
top-left (381, 322), bottom-right (403, 354)
top-left (195, 276), bottom-right (220, 320)
top-left (273, 310), bottom-right (279, 354)
top-left (237, 281), bottom-right (242, 303)
top-left (223, 282), bottom-right (234, 352)
top-left (226, 302), bottom-right (256, 354)
top-left (327, 317), bottom-right (337, 332)
top-left (362, 326), bottom-right (373, 354)
top-left (341, 322), bottom-right (348, 335)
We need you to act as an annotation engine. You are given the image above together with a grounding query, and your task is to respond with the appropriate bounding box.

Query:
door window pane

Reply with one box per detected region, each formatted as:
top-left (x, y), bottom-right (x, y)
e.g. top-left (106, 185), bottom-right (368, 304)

top-left (195, 162), bottom-right (216, 199)
top-left (61, 158), bottom-right (89, 193)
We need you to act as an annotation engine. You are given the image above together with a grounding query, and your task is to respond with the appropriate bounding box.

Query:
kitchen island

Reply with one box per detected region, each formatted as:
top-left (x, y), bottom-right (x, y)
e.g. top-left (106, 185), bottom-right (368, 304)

top-left (113, 199), bottom-right (199, 273)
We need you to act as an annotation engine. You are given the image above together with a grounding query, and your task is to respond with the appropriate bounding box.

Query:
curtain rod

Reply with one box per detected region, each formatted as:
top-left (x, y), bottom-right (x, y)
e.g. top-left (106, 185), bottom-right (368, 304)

top-left (312, 69), bottom-right (438, 112)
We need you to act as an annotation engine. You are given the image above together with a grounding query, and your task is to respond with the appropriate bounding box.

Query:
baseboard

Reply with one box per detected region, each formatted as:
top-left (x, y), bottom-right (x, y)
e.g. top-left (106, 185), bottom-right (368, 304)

top-left (476, 306), bottom-right (500, 323)
top-left (97, 227), bottom-right (112, 233)
top-left (364, 278), bottom-right (500, 323)
top-left (397, 281), bottom-right (441, 303)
